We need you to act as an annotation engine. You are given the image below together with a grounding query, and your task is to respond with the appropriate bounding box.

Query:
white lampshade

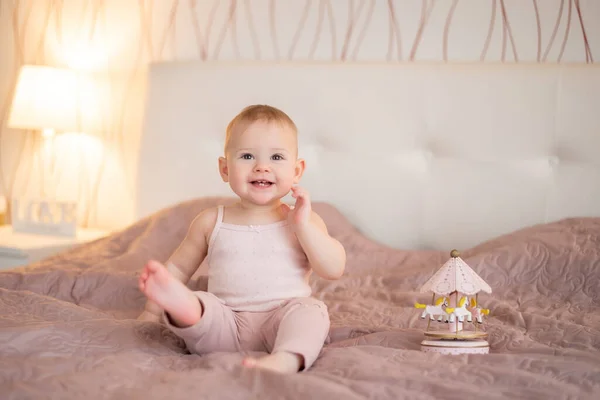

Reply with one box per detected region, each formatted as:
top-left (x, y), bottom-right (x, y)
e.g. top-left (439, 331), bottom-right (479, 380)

top-left (8, 65), bottom-right (103, 134)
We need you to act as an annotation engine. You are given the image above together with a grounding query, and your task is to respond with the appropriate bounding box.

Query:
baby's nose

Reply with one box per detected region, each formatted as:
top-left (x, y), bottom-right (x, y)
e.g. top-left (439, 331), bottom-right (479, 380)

top-left (253, 163), bottom-right (270, 172)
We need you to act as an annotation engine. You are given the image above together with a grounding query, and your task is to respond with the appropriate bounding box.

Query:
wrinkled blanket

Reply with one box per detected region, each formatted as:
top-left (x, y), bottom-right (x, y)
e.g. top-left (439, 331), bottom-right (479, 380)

top-left (1, 197), bottom-right (599, 399)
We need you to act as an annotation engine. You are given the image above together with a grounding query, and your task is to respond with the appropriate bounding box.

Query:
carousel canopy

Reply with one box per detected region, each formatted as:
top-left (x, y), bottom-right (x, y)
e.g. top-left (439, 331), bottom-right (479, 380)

top-left (419, 250), bottom-right (492, 295)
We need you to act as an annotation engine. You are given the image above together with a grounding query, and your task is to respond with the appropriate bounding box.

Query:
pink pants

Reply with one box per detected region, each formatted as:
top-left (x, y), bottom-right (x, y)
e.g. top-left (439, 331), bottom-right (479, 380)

top-left (163, 291), bottom-right (330, 370)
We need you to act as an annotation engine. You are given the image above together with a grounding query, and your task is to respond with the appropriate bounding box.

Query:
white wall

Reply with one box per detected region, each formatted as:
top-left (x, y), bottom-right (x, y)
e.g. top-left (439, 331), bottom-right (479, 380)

top-left (0, 0), bottom-right (598, 230)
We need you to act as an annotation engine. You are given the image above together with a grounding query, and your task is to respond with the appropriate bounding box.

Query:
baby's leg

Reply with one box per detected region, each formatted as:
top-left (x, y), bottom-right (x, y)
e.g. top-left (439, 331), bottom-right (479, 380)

top-left (243, 298), bottom-right (330, 373)
top-left (164, 291), bottom-right (240, 355)
top-left (138, 260), bottom-right (202, 327)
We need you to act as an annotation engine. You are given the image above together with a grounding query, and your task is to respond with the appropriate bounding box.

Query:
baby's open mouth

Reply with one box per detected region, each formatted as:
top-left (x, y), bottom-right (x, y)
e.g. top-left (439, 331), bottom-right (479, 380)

top-left (251, 180), bottom-right (273, 187)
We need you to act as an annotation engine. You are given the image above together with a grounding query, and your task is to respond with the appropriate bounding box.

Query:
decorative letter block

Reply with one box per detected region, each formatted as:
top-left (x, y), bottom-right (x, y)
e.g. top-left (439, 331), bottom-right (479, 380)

top-left (11, 198), bottom-right (77, 237)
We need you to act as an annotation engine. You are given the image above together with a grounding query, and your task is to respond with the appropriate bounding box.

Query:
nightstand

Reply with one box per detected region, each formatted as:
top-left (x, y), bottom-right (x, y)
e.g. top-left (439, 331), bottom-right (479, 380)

top-left (0, 225), bottom-right (109, 271)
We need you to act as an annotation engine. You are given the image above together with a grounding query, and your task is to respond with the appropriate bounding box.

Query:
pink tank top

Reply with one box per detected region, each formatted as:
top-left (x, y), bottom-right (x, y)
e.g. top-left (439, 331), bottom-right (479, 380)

top-left (205, 205), bottom-right (313, 311)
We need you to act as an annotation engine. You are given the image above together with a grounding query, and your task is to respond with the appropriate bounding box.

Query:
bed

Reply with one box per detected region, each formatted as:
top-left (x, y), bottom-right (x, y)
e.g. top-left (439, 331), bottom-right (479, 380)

top-left (2, 62), bottom-right (600, 399)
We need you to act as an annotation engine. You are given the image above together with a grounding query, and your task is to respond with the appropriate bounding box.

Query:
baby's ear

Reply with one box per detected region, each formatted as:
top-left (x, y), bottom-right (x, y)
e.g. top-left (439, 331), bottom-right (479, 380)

top-left (218, 157), bottom-right (229, 182)
top-left (293, 158), bottom-right (306, 183)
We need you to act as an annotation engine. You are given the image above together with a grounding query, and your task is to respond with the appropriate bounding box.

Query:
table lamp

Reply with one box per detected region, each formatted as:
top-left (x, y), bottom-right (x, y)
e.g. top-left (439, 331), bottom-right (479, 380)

top-left (6, 65), bottom-right (103, 236)
top-left (8, 65), bottom-right (102, 137)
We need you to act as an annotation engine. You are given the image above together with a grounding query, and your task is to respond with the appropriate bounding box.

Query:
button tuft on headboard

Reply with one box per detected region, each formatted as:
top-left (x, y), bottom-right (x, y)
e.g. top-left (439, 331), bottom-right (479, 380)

top-left (422, 149), bottom-right (434, 162)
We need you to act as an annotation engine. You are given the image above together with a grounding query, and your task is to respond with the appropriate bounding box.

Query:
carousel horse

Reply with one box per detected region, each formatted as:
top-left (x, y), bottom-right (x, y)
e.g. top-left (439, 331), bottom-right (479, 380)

top-left (445, 296), bottom-right (473, 323)
top-left (415, 297), bottom-right (449, 321)
top-left (468, 297), bottom-right (490, 323)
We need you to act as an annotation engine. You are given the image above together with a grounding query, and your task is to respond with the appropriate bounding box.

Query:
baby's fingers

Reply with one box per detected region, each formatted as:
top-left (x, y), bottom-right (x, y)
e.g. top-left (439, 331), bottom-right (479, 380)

top-left (279, 202), bottom-right (292, 216)
top-left (291, 185), bottom-right (308, 198)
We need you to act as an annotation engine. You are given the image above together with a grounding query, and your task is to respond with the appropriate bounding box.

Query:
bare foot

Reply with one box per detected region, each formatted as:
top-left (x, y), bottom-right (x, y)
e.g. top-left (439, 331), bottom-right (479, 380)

top-left (242, 352), bottom-right (304, 373)
top-left (138, 260), bottom-right (202, 327)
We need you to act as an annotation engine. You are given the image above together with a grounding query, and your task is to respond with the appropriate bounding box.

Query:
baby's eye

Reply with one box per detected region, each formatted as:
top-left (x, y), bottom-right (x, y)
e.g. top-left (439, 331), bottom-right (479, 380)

top-left (271, 154), bottom-right (284, 161)
top-left (240, 153), bottom-right (254, 160)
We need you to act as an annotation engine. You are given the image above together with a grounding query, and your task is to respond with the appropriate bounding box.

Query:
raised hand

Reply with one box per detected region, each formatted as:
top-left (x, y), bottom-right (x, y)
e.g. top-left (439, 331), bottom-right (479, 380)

top-left (281, 185), bottom-right (346, 280)
top-left (279, 186), bottom-right (312, 229)
top-left (288, 185), bottom-right (312, 227)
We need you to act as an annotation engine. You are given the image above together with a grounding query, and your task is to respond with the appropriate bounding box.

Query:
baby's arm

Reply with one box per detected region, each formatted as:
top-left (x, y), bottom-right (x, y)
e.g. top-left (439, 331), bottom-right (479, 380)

top-left (287, 186), bottom-right (346, 280)
top-left (295, 212), bottom-right (346, 280)
top-left (138, 208), bottom-right (216, 321)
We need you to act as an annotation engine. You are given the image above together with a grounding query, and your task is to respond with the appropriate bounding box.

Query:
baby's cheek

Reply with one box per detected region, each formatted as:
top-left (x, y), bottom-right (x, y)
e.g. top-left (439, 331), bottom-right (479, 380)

top-left (231, 169), bottom-right (248, 183)
top-left (279, 177), bottom-right (295, 189)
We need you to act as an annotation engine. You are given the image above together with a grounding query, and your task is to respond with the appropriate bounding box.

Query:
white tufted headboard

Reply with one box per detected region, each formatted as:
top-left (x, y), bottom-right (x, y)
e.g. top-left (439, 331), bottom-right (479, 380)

top-left (136, 61), bottom-right (600, 250)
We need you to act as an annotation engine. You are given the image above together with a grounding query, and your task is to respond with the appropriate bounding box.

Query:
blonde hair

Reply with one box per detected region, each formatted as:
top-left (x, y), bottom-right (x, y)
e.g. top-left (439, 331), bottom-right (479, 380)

top-left (224, 104), bottom-right (297, 153)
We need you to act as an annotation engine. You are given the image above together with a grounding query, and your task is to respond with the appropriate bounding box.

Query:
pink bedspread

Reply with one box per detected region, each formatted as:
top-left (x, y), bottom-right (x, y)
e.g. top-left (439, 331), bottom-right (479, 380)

top-left (1, 197), bottom-right (599, 399)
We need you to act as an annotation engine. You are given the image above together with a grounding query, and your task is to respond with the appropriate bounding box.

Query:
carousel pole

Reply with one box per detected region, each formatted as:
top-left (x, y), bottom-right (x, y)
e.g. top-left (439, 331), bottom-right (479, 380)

top-left (475, 293), bottom-right (479, 332)
top-left (427, 293), bottom-right (435, 331)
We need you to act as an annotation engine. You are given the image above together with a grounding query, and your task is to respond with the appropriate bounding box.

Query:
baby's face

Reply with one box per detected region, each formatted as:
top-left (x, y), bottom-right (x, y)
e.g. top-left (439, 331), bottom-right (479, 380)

top-left (219, 120), bottom-right (304, 206)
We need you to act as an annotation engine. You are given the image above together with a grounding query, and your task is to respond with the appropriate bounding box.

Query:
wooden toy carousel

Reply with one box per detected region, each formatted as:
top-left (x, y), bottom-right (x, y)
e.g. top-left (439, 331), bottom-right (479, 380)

top-left (414, 249), bottom-right (492, 355)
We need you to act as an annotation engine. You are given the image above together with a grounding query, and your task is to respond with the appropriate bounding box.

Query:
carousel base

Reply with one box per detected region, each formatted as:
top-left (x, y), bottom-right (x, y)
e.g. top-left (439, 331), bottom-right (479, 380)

top-left (420, 331), bottom-right (490, 355)
top-left (424, 330), bottom-right (488, 340)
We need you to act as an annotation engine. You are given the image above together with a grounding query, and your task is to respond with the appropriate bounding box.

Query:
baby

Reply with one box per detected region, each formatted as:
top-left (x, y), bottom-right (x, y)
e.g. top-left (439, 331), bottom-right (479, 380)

top-left (137, 104), bottom-right (346, 373)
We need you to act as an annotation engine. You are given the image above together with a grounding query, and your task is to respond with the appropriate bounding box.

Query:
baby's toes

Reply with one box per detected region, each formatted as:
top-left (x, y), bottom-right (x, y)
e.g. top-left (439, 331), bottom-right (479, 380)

top-left (242, 358), bottom-right (257, 367)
